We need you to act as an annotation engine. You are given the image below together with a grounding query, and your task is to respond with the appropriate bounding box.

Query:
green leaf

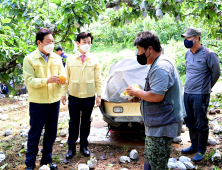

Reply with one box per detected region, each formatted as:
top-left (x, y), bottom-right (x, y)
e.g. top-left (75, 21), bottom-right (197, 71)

top-left (200, 10), bottom-right (205, 18)
top-left (17, 55), bottom-right (24, 63)
top-left (7, 1), bottom-right (12, 6)
top-left (6, 145), bottom-right (12, 149)
top-left (74, 16), bottom-right (79, 23)
top-left (1, 73), bottom-right (9, 81)
top-left (50, 0), bottom-right (61, 6)
top-left (77, 27), bottom-right (80, 33)
top-left (107, 164), bottom-right (114, 167)
top-left (18, 152), bottom-right (22, 157)
top-left (20, 148), bottom-right (26, 153)
top-left (0, 163), bottom-right (8, 170)
top-left (80, 18), bottom-right (85, 23)
top-left (3, 18), bottom-right (11, 23)
top-left (100, 0), bottom-right (106, 9)
top-left (11, 9), bottom-right (19, 16)
top-left (74, 3), bottom-right (83, 9)
top-left (20, 23), bottom-right (26, 29)
top-left (63, 18), bottom-right (68, 26)
top-left (128, 7), bottom-right (132, 13)
top-left (17, 69), bottom-right (23, 74)
top-left (65, 8), bottom-right (71, 13)
top-left (22, 11), bottom-right (28, 17)
top-left (0, 54), bottom-right (3, 61)
top-left (198, 4), bottom-right (205, 10)
top-left (133, 0), bottom-right (139, 5)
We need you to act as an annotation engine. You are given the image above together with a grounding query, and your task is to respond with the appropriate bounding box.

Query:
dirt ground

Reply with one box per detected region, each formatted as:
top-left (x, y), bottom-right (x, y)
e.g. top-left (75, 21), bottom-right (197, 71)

top-left (0, 97), bottom-right (222, 170)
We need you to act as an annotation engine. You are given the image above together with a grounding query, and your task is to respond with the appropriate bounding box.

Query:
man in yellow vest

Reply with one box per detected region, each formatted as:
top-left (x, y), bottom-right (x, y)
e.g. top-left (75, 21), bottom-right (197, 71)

top-left (23, 28), bottom-right (66, 170)
top-left (61, 32), bottom-right (102, 158)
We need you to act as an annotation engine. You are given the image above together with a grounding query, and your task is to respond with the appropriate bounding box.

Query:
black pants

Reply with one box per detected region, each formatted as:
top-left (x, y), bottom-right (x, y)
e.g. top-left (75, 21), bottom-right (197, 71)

top-left (25, 101), bottom-right (60, 166)
top-left (68, 95), bottom-right (95, 150)
top-left (184, 93), bottom-right (210, 133)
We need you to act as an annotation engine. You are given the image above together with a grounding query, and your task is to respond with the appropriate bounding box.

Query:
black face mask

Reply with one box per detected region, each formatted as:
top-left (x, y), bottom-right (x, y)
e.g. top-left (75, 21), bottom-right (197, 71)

top-left (137, 49), bottom-right (150, 65)
top-left (137, 53), bottom-right (147, 65)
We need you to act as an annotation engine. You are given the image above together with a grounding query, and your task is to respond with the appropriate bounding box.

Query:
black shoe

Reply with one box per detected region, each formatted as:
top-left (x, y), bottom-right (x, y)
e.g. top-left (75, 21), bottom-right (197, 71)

top-left (80, 146), bottom-right (90, 157)
top-left (40, 162), bottom-right (58, 170)
top-left (193, 132), bottom-right (209, 162)
top-left (181, 128), bottom-right (198, 154)
top-left (66, 149), bottom-right (76, 159)
top-left (25, 165), bottom-right (35, 170)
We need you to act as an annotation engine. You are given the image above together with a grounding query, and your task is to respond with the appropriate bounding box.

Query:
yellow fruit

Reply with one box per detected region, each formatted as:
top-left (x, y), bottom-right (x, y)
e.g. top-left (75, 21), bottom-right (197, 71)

top-left (134, 84), bottom-right (141, 89)
top-left (122, 91), bottom-right (130, 96)
top-left (59, 75), bottom-right (67, 82)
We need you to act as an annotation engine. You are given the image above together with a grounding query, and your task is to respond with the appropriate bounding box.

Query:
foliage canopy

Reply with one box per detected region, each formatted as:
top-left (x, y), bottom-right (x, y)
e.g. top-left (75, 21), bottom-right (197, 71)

top-left (0, 0), bottom-right (221, 93)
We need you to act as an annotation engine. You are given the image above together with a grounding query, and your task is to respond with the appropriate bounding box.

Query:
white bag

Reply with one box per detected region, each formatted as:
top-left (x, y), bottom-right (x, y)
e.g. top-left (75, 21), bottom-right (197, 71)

top-left (179, 156), bottom-right (191, 163)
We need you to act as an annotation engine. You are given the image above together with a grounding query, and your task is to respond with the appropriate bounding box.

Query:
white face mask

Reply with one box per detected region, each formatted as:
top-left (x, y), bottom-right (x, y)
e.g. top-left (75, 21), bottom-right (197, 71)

top-left (43, 43), bottom-right (54, 53)
top-left (80, 44), bottom-right (91, 53)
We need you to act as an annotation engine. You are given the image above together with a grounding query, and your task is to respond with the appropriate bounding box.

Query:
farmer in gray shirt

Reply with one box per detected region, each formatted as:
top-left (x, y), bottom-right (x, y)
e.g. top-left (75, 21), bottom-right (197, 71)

top-left (126, 31), bottom-right (186, 170)
top-left (181, 28), bottom-right (221, 162)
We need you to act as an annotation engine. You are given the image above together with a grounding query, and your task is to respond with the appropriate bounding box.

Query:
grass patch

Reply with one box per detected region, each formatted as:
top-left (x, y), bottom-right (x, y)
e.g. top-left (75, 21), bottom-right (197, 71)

top-left (91, 42), bottom-right (135, 54)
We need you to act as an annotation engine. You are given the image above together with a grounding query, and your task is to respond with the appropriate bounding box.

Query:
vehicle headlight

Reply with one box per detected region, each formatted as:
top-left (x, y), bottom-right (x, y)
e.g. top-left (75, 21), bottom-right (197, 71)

top-left (113, 107), bottom-right (123, 113)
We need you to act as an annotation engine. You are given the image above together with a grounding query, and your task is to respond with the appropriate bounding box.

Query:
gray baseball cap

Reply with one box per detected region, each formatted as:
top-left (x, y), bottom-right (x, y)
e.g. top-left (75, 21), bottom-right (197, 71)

top-left (181, 28), bottom-right (201, 37)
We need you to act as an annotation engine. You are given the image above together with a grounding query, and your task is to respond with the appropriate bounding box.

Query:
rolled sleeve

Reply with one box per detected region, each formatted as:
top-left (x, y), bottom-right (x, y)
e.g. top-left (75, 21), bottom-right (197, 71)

top-left (149, 68), bottom-right (170, 95)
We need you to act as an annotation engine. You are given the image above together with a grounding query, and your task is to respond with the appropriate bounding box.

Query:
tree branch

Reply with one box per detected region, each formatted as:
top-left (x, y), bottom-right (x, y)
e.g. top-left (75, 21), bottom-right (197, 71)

top-left (182, 13), bottom-right (194, 17)
top-left (0, 55), bottom-right (18, 74)
top-left (47, 0), bottom-right (50, 16)
top-left (55, 24), bottom-right (71, 44)
top-left (106, 0), bottom-right (135, 8)
top-left (207, 44), bottom-right (218, 47)
top-left (41, 0), bottom-right (46, 7)
top-left (106, 0), bottom-right (155, 11)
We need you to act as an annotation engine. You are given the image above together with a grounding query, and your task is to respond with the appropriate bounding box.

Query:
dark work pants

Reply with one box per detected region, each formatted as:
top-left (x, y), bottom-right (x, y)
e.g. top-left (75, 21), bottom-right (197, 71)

top-left (68, 95), bottom-right (95, 150)
top-left (184, 93), bottom-right (210, 133)
top-left (25, 101), bottom-right (60, 167)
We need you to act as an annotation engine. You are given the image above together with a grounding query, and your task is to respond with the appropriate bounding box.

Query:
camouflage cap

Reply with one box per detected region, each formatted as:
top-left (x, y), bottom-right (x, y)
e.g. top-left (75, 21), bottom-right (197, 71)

top-left (181, 28), bottom-right (201, 37)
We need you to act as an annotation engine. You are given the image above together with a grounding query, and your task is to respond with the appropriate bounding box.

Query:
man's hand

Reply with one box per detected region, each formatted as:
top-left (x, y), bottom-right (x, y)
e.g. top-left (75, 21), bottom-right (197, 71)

top-left (47, 76), bottom-right (60, 84)
top-left (125, 86), bottom-right (141, 97)
top-left (95, 96), bottom-right (101, 107)
top-left (61, 96), bottom-right (67, 105)
top-left (127, 97), bottom-right (141, 102)
top-left (58, 81), bottom-right (67, 84)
